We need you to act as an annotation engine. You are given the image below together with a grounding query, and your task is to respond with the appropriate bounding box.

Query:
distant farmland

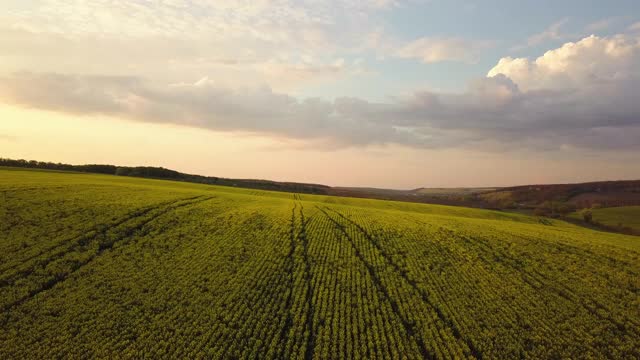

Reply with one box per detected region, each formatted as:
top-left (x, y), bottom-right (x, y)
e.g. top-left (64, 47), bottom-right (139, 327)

top-left (570, 206), bottom-right (640, 235)
top-left (414, 187), bottom-right (497, 196)
top-left (1, 168), bottom-right (639, 359)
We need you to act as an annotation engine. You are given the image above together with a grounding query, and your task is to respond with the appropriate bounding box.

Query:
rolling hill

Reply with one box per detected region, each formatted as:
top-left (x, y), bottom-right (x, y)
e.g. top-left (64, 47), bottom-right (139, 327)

top-left (478, 180), bottom-right (640, 209)
top-left (4, 158), bottom-right (640, 212)
top-left (569, 206), bottom-right (640, 235)
top-left (1, 167), bottom-right (639, 359)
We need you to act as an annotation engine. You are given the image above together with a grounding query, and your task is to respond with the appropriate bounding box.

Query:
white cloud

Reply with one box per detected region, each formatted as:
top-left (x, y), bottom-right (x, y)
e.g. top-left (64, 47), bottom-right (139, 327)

top-left (0, 0), bottom-right (385, 90)
top-left (630, 22), bottom-right (640, 32)
top-left (0, 16), bottom-right (640, 149)
top-left (1, 0), bottom-right (407, 41)
top-left (586, 17), bottom-right (618, 32)
top-left (395, 37), bottom-right (490, 63)
top-left (512, 18), bottom-right (569, 51)
top-left (489, 34), bottom-right (640, 91)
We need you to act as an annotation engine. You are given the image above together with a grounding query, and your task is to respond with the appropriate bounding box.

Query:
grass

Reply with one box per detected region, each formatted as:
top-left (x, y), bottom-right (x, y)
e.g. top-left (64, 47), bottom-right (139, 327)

top-left (1, 167), bottom-right (639, 359)
top-left (415, 187), bottom-right (496, 196)
top-left (569, 206), bottom-right (640, 234)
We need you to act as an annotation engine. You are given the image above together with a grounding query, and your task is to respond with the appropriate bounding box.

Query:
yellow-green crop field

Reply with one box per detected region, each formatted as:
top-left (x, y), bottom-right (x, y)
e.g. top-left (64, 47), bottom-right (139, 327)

top-left (1, 167), bottom-right (639, 359)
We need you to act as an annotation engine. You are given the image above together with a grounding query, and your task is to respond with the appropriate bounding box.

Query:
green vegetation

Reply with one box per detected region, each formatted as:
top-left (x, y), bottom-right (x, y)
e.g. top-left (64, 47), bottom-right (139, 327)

top-left (532, 201), bottom-right (576, 218)
top-left (415, 187), bottom-right (496, 196)
top-left (479, 181), bottom-right (640, 210)
top-left (1, 167), bottom-right (639, 359)
top-left (0, 158), bottom-right (330, 194)
top-left (570, 206), bottom-right (640, 234)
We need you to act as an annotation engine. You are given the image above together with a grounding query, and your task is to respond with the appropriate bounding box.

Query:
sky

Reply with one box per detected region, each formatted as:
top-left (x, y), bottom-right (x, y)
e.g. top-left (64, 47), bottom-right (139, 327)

top-left (1, 0), bottom-right (640, 189)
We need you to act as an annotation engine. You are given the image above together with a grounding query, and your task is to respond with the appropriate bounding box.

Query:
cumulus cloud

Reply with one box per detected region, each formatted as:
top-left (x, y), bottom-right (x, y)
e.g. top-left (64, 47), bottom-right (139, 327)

top-left (2, 34), bottom-right (640, 151)
top-left (488, 34), bottom-right (640, 91)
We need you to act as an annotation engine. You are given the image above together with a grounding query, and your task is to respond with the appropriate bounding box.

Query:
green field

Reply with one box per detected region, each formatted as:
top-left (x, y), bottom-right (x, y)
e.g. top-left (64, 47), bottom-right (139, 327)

top-left (415, 187), bottom-right (496, 196)
top-left (570, 206), bottom-right (640, 234)
top-left (1, 168), bottom-right (639, 359)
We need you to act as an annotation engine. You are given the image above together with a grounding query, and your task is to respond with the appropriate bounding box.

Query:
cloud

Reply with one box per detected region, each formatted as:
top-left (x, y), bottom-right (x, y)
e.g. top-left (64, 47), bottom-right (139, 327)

top-left (0, 26), bottom-right (363, 93)
top-left (586, 17), bottom-right (618, 32)
top-left (0, 0), bottom-right (403, 48)
top-left (512, 18), bottom-right (570, 51)
top-left (0, 72), bottom-right (405, 148)
top-left (488, 34), bottom-right (640, 91)
top-left (630, 22), bottom-right (640, 32)
top-left (0, 1), bottom-right (385, 91)
top-left (395, 37), bottom-right (491, 63)
top-left (2, 34), bottom-right (640, 151)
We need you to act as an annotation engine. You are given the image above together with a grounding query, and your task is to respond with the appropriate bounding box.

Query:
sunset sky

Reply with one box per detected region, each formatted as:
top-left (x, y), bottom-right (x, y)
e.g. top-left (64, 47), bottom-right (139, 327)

top-left (2, 0), bottom-right (640, 188)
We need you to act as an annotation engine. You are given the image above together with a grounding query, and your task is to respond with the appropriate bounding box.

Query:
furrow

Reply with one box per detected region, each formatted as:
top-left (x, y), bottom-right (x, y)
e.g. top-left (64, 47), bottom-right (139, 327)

top-left (1, 196), bottom-right (213, 313)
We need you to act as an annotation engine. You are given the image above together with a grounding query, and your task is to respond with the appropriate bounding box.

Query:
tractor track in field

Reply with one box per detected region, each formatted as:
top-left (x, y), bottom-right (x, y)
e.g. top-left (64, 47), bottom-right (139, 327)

top-left (0, 196), bottom-right (206, 277)
top-left (299, 204), bottom-right (318, 360)
top-left (1, 185), bottom-right (70, 193)
top-left (316, 206), bottom-right (436, 360)
top-left (415, 220), bottom-right (640, 336)
top-left (275, 201), bottom-right (317, 360)
top-left (276, 203), bottom-right (298, 358)
top-left (1, 195), bottom-right (213, 313)
top-left (321, 206), bottom-right (485, 359)
top-left (409, 217), bottom-right (639, 354)
top-left (434, 226), bottom-right (640, 335)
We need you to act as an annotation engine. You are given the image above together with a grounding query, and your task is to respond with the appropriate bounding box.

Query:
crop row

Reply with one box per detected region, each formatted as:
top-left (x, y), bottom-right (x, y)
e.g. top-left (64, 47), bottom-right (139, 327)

top-left (1, 180), bottom-right (639, 359)
top-left (325, 206), bottom-right (640, 358)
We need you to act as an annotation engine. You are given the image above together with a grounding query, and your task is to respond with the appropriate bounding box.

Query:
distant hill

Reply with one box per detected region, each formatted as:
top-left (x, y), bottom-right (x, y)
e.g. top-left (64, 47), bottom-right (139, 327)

top-left (328, 182), bottom-right (640, 212)
top-left (569, 206), bottom-right (640, 235)
top-left (0, 158), bottom-right (330, 195)
top-left (2, 158), bottom-right (639, 210)
top-left (413, 187), bottom-right (497, 197)
top-left (479, 180), bottom-right (640, 209)
top-left (328, 186), bottom-right (495, 207)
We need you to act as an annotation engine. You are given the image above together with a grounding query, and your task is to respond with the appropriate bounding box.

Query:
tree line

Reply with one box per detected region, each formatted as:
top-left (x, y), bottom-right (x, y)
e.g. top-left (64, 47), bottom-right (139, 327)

top-left (0, 158), bottom-right (329, 195)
